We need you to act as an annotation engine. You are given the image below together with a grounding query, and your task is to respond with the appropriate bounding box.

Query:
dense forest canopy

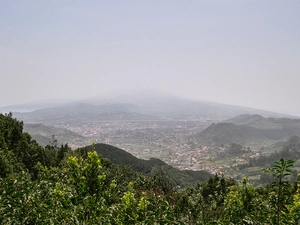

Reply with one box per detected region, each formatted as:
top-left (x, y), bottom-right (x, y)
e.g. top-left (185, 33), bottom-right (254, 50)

top-left (1, 113), bottom-right (300, 224)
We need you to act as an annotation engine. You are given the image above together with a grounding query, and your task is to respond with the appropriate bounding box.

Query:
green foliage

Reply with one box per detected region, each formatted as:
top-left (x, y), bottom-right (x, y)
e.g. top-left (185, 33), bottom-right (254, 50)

top-left (221, 177), bottom-right (268, 224)
top-left (0, 149), bottom-right (24, 178)
top-left (0, 113), bottom-right (51, 176)
top-left (263, 158), bottom-right (295, 224)
top-left (0, 112), bottom-right (23, 150)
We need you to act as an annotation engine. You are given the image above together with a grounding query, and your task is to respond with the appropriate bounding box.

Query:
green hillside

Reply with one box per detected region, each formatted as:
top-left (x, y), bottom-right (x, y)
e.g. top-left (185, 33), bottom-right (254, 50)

top-left (231, 136), bottom-right (300, 185)
top-left (197, 115), bottom-right (300, 147)
top-left (23, 123), bottom-right (87, 147)
top-left (84, 143), bottom-right (211, 187)
top-left (196, 123), bottom-right (274, 146)
top-left (270, 135), bottom-right (300, 152)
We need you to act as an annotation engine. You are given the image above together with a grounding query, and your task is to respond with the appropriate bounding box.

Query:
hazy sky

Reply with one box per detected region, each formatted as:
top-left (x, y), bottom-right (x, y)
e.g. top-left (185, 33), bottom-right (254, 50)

top-left (1, 1), bottom-right (300, 114)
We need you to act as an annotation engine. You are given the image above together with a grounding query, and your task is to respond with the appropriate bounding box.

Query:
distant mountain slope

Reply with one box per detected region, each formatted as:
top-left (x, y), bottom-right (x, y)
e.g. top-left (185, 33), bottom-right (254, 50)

top-left (196, 119), bottom-right (300, 147)
top-left (23, 123), bottom-right (86, 148)
top-left (226, 136), bottom-right (300, 186)
top-left (14, 103), bottom-right (159, 125)
top-left (86, 143), bottom-right (211, 187)
top-left (82, 93), bottom-right (293, 120)
top-left (195, 114), bottom-right (300, 147)
top-left (264, 135), bottom-right (300, 153)
top-left (224, 114), bottom-right (300, 129)
top-left (12, 96), bottom-right (294, 125)
top-left (196, 123), bottom-right (268, 146)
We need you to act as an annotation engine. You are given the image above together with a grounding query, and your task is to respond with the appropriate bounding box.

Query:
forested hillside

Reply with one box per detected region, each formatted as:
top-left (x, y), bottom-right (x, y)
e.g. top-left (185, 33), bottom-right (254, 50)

top-left (23, 123), bottom-right (86, 147)
top-left (82, 143), bottom-right (211, 188)
top-left (196, 114), bottom-right (300, 147)
top-left (2, 112), bottom-right (300, 224)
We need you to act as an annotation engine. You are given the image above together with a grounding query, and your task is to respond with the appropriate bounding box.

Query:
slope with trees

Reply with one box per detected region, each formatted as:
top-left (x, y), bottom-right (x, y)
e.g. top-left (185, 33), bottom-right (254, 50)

top-left (82, 143), bottom-right (212, 188)
top-left (196, 114), bottom-right (300, 148)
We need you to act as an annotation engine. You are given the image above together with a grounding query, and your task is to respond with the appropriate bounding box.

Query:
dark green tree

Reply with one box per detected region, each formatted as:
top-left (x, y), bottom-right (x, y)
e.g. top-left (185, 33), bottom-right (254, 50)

top-left (263, 158), bottom-right (294, 224)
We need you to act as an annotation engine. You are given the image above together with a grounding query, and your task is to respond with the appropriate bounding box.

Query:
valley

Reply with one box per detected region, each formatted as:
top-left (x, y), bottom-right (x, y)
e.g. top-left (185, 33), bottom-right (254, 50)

top-left (9, 96), bottom-right (300, 185)
top-left (20, 114), bottom-right (300, 185)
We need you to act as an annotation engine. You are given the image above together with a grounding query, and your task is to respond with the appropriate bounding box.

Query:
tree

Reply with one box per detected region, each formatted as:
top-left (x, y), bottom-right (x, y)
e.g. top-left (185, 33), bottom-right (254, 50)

top-left (263, 158), bottom-right (294, 224)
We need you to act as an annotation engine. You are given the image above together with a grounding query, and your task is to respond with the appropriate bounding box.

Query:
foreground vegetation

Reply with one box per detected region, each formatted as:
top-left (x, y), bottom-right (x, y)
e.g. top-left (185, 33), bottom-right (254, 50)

top-left (2, 113), bottom-right (300, 224)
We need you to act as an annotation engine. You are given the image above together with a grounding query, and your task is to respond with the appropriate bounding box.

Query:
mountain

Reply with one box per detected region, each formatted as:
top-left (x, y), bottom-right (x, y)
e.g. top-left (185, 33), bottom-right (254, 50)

top-left (11, 94), bottom-right (294, 126)
top-left (23, 123), bottom-right (87, 148)
top-left (224, 114), bottom-right (300, 129)
top-left (84, 92), bottom-right (292, 120)
top-left (86, 143), bottom-right (212, 187)
top-left (195, 123), bottom-right (271, 146)
top-left (196, 114), bottom-right (300, 147)
top-left (13, 103), bottom-right (159, 125)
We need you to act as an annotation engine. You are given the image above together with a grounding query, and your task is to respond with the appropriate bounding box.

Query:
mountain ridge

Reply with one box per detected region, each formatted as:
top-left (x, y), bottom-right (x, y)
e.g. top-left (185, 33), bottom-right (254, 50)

top-left (197, 114), bottom-right (300, 147)
top-left (10, 95), bottom-right (296, 126)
